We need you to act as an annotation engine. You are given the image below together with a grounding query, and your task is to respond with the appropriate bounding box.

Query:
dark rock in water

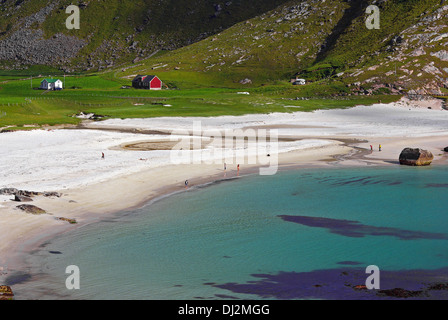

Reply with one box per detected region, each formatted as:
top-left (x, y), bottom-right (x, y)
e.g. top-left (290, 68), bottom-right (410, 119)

top-left (14, 194), bottom-right (33, 202)
top-left (444, 147), bottom-right (448, 152)
top-left (377, 288), bottom-right (425, 298)
top-left (427, 283), bottom-right (448, 291)
top-left (16, 204), bottom-right (47, 215)
top-left (399, 148), bottom-right (434, 166)
top-left (0, 285), bottom-right (14, 300)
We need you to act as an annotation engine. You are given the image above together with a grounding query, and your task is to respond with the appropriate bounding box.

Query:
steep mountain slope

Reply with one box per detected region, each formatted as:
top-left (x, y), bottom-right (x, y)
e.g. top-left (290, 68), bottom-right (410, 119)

top-left (0, 0), bottom-right (291, 71)
top-left (117, 0), bottom-right (447, 94)
top-left (1, 0), bottom-right (447, 95)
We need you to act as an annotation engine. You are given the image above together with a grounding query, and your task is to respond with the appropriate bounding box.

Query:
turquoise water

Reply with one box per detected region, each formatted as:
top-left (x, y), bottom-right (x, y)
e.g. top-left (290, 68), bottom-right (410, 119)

top-left (15, 166), bottom-right (448, 299)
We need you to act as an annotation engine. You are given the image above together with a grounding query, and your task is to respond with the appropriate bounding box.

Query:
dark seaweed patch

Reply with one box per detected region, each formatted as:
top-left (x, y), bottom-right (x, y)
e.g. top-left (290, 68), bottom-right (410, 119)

top-left (337, 261), bottom-right (363, 266)
top-left (215, 294), bottom-right (241, 299)
top-left (4, 271), bottom-right (32, 286)
top-left (316, 175), bottom-right (401, 187)
top-left (426, 183), bottom-right (448, 188)
top-left (209, 267), bottom-right (448, 300)
top-left (278, 215), bottom-right (448, 240)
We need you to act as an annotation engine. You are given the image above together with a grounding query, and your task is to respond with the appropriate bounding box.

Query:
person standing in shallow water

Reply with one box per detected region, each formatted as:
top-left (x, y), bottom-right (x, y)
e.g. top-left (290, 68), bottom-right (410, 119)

top-left (185, 180), bottom-right (189, 189)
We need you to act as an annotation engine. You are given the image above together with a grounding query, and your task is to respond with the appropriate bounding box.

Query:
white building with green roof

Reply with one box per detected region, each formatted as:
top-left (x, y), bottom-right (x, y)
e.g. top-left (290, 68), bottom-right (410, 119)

top-left (40, 78), bottom-right (63, 90)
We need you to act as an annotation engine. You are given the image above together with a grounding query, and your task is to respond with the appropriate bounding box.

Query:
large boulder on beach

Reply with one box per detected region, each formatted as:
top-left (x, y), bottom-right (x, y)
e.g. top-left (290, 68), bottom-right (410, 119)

top-left (399, 148), bottom-right (434, 166)
top-left (444, 147), bottom-right (448, 152)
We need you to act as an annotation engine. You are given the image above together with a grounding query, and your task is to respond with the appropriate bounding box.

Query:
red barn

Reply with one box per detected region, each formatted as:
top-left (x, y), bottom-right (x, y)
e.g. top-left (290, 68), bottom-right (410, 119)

top-left (132, 75), bottom-right (162, 90)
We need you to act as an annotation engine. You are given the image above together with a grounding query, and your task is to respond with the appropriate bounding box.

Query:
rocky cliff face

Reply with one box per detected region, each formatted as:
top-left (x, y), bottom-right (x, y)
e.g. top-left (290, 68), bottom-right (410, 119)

top-left (0, 2), bottom-right (82, 67)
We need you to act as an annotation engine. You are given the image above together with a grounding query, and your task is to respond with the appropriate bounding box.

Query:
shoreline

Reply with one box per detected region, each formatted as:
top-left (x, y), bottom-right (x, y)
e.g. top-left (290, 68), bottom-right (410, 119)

top-left (1, 102), bottom-right (448, 297)
top-left (6, 142), bottom-right (448, 300)
top-left (2, 141), bottom-right (352, 272)
top-left (3, 134), bottom-right (447, 276)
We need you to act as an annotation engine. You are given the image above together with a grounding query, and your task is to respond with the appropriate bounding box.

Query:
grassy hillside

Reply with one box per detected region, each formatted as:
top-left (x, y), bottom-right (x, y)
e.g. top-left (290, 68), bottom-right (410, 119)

top-left (0, 0), bottom-right (292, 72)
top-left (1, 0), bottom-right (446, 93)
top-left (113, 0), bottom-right (447, 94)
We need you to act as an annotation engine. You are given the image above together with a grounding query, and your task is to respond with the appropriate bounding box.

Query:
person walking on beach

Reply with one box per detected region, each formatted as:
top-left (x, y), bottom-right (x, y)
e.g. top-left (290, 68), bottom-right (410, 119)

top-left (101, 152), bottom-right (105, 159)
top-left (370, 145), bottom-right (373, 151)
top-left (237, 164), bottom-right (240, 176)
top-left (185, 180), bottom-right (189, 189)
top-left (224, 163), bottom-right (227, 171)
top-left (379, 144), bottom-right (382, 152)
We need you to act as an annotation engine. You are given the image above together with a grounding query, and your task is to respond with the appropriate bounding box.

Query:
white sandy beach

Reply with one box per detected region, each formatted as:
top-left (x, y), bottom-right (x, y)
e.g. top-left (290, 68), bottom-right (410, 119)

top-left (0, 102), bottom-right (447, 276)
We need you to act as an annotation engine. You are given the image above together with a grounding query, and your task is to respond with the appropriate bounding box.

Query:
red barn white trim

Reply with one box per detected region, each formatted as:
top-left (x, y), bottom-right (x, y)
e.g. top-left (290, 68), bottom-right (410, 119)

top-left (132, 75), bottom-right (162, 90)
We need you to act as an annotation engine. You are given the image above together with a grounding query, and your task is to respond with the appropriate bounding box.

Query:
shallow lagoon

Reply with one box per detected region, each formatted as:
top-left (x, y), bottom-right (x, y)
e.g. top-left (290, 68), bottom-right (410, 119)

top-left (13, 166), bottom-right (448, 299)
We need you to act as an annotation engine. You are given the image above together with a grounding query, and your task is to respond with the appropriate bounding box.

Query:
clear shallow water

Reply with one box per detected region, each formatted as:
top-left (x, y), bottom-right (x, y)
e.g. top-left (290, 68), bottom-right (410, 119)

top-left (12, 166), bottom-right (448, 299)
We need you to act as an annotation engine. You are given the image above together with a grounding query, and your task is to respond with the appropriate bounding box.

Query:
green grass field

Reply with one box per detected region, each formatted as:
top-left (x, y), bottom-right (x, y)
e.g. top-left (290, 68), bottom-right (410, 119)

top-left (0, 70), bottom-right (401, 129)
top-left (0, 0), bottom-right (443, 129)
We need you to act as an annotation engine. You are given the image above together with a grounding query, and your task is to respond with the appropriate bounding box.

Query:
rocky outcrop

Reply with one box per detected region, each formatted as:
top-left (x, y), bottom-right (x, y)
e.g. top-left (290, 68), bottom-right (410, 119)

top-left (16, 204), bottom-right (47, 215)
top-left (43, 192), bottom-right (62, 198)
top-left (399, 148), bottom-right (434, 166)
top-left (239, 78), bottom-right (252, 85)
top-left (0, 188), bottom-right (61, 198)
top-left (0, 3), bottom-right (87, 69)
top-left (0, 285), bottom-right (14, 300)
top-left (0, 188), bottom-right (19, 195)
top-left (14, 194), bottom-right (33, 202)
top-left (444, 147), bottom-right (448, 152)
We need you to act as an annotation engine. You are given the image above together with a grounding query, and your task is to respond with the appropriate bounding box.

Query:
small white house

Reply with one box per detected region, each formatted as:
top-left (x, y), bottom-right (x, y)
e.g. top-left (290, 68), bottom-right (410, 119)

top-left (292, 78), bottom-right (306, 85)
top-left (40, 79), bottom-right (63, 90)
